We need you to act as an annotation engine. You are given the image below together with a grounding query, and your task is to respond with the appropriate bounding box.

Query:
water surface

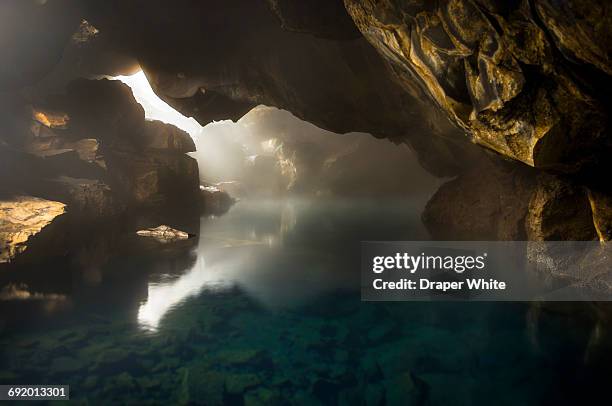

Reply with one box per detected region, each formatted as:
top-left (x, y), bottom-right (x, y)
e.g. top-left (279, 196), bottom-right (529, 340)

top-left (0, 199), bottom-right (609, 405)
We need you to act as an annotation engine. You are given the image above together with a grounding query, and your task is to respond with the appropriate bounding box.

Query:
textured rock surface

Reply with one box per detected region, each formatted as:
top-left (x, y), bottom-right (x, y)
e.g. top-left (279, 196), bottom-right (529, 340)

top-left (424, 158), bottom-right (602, 241)
top-left (345, 0), bottom-right (611, 171)
top-left (1, 78), bottom-right (201, 262)
top-left (526, 175), bottom-right (597, 241)
top-left (0, 196), bottom-right (66, 263)
top-left (136, 225), bottom-right (191, 243)
top-left (423, 158), bottom-right (537, 240)
top-left (588, 191), bottom-right (612, 242)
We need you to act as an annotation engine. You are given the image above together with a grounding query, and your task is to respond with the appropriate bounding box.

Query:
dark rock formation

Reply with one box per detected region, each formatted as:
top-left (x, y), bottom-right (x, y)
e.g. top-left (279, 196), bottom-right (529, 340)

top-left (423, 157), bottom-right (603, 241)
top-left (199, 186), bottom-right (235, 216)
top-left (0, 78), bottom-right (201, 262)
top-left (423, 158), bottom-right (537, 240)
top-left (0, 0), bottom-right (82, 89)
top-left (265, 0), bottom-right (362, 40)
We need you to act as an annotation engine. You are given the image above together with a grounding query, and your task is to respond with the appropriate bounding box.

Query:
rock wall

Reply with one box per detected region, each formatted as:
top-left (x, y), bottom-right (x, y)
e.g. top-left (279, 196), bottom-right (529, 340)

top-left (344, 0), bottom-right (612, 172)
top-left (0, 78), bottom-right (201, 263)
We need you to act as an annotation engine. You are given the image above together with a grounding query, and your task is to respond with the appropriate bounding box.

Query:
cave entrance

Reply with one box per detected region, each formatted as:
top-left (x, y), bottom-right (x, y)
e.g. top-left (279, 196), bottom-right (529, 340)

top-left (115, 70), bottom-right (440, 202)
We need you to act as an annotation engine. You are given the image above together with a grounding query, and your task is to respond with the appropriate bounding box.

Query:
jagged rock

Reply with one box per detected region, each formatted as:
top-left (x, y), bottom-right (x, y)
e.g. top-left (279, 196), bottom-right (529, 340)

top-left (588, 191), bottom-right (612, 242)
top-left (0, 196), bottom-right (66, 263)
top-left (8, 78), bottom-right (201, 215)
top-left (345, 0), bottom-right (611, 172)
top-left (136, 225), bottom-right (191, 243)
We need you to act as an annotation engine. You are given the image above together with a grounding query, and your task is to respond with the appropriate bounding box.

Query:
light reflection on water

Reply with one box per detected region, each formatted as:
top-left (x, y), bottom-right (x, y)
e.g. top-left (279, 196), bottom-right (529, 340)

top-left (137, 197), bottom-right (428, 330)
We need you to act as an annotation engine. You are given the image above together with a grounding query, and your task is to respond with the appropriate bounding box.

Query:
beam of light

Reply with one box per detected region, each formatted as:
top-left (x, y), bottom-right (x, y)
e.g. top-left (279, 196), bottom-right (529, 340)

top-left (114, 70), bottom-right (203, 136)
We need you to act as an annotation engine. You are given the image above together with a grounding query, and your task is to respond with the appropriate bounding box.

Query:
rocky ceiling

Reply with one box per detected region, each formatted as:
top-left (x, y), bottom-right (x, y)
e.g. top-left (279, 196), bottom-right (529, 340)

top-left (1, 0), bottom-right (612, 253)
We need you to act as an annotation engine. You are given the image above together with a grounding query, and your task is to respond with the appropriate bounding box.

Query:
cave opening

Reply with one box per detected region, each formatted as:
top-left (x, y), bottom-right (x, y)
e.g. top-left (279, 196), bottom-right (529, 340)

top-left (114, 70), bottom-right (442, 203)
top-left (109, 68), bottom-right (446, 328)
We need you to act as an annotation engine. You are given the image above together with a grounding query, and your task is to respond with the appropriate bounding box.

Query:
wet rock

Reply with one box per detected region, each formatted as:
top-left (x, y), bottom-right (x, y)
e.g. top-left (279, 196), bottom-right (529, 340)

top-left (51, 356), bottom-right (82, 374)
top-left (183, 367), bottom-right (225, 406)
top-left (136, 225), bottom-right (191, 243)
top-left (93, 348), bottom-right (134, 373)
top-left (113, 372), bottom-right (137, 392)
top-left (217, 349), bottom-right (272, 369)
top-left (384, 372), bottom-right (429, 406)
top-left (244, 387), bottom-right (282, 406)
top-left (225, 373), bottom-right (262, 395)
top-left (0, 196), bottom-right (66, 263)
top-left (365, 383), bottom-right (386, 406)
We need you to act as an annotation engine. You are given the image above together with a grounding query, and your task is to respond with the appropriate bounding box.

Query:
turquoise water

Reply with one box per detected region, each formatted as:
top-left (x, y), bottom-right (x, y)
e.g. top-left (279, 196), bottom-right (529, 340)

top-left (0, 199), bottom-right (610, 405)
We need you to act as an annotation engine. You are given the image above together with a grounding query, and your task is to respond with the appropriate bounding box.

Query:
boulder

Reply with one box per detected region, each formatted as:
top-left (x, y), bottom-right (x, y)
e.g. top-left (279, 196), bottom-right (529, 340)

top-left (200, 185), bottom-right (235, 216)
top-left (141, 120), bottom-right (195, 153)
top-left (0, 196), bottom-right (66, 263)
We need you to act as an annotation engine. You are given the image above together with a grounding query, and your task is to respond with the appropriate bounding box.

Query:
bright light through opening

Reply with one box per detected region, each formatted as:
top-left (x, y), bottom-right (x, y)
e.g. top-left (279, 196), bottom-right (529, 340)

top-left (114, 70), bottom-right (203, 136)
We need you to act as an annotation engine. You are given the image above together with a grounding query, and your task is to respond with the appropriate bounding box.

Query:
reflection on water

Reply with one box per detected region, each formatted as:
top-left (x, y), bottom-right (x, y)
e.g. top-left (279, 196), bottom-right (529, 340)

top-left (138, 198), bottom-right (428, 328)
top-left (1, 198), bottom-right (611, 405)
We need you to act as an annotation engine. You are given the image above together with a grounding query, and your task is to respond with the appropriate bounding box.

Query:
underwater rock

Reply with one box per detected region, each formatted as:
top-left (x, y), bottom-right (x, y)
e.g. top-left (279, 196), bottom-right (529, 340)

top-left (0, 196), bottom-right (66, 263)
top-left (136, 225), bottom-right (191, 243)
top-left (384, 372), bottom-right (429, 406)
top-left (225, 373), bottom-right (262, 395)
top-left (216, 349), bottom-right (272, 369)
top-left (184, 367), bottom-right (225, 406)
top-left (244, 387), bottom-right (282, 406)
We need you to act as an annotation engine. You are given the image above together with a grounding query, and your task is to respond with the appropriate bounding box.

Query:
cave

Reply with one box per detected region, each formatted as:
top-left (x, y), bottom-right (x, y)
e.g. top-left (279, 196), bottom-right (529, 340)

top-left (1, 0), bottom-right (612, 404)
